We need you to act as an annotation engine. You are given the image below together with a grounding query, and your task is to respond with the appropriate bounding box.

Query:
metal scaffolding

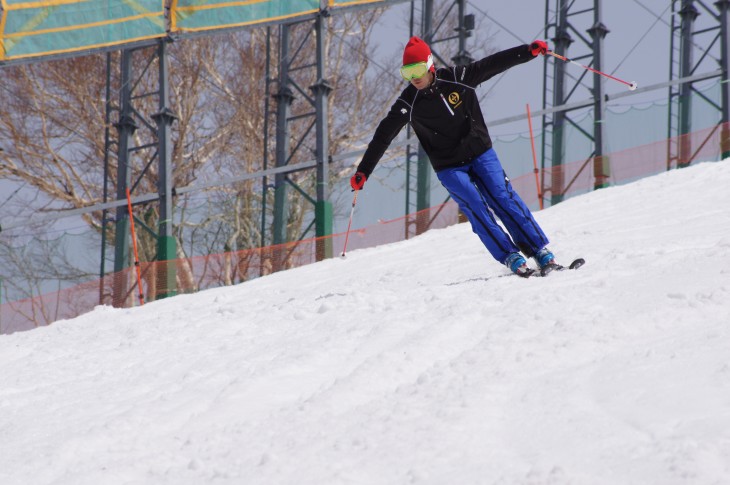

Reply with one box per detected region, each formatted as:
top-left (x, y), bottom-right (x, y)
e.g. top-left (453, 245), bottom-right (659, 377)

top-left (105, 41), bottom-right (177, 306)
top-left (267, 13), bottom-right (333, 270)
top-left (668, 0), bottom-right (730, 167)
top-left (542, 0), bottom-right (608, 205)
top-left (102, 1), bottom-right (417, 299)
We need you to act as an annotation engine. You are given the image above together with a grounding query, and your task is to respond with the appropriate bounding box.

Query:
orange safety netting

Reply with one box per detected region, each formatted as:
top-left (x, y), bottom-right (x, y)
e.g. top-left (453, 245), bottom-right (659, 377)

top-left (2, 123), bottom-right (728, 334)
top-left (511, 122), bottom-right (729, 207)
top-left (0, 203), bottom-right (460, 334)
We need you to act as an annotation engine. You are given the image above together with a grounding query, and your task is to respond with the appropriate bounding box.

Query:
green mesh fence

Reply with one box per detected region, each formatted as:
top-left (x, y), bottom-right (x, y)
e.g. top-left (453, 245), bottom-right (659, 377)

top-left (171, 0), bottom-right (321, 33)
top-left (327, 0), bottom-right (392, 6)
top-left (0, 0), bottom-right (166, 61)
top-left (0, 0), bottom-right (402, 62)
top-left (0, 202), bottom-right (461, 334)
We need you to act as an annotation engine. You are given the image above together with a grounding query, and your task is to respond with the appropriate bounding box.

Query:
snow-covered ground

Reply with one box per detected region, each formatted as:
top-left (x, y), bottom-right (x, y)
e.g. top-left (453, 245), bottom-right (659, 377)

top-left (2, 161), bottom-right (730, 485)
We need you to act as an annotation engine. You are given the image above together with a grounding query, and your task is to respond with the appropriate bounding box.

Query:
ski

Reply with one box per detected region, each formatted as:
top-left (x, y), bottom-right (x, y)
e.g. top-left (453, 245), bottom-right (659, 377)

top-left (515, 267), bottom-right (537, 278)
top-left (448, 258), bottom-right (586, 285)
top-left (538, 258), bottom-right (586, 277)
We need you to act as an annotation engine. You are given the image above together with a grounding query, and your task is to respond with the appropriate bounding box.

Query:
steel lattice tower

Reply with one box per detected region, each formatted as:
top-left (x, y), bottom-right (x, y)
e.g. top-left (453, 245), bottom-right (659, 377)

top-left (668, 0), bottom-right (730, 167)
top-left (541, 0), bottom-right (608, 206)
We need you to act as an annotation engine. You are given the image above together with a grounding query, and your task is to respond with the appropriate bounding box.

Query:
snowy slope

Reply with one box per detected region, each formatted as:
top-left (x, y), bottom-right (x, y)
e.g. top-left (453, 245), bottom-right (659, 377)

top-left (1, 161), bottom-right (730, 485)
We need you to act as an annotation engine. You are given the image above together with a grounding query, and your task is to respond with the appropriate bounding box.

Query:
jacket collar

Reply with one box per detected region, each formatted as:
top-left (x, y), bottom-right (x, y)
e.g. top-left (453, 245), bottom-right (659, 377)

top-left (421, 71), bottom-right (442, 97)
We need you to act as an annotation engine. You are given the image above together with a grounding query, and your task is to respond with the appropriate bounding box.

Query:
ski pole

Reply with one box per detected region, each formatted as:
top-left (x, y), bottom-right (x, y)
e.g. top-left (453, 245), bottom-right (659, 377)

top-left (341, 190), bottom-right (358, 258)
top-left (546, 50), bottom-right (637, 91)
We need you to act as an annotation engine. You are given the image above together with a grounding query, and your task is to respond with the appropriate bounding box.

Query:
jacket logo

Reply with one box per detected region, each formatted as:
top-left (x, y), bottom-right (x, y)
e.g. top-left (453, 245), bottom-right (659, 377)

top-left (448, 92), bottom-right (462, 109)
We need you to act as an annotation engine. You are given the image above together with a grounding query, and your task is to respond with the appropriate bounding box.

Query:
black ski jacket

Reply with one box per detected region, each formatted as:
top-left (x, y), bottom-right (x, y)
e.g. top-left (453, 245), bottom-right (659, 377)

top-left (357, 44), bottom-right (536, 176)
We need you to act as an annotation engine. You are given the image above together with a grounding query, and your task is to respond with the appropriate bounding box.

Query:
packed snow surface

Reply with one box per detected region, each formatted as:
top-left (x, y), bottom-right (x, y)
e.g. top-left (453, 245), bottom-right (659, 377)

top-left (2, 161), bottom-right (730, 485)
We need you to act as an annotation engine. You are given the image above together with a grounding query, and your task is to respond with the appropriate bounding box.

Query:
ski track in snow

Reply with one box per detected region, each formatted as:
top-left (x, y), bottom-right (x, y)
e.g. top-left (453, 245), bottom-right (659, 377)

top-left (1, 161), bottom-right (730, 484)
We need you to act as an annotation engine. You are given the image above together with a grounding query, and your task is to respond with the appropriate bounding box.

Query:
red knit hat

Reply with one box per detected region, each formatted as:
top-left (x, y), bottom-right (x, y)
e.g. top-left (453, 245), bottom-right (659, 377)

top-left (403, 36), bottom-right (435, 72)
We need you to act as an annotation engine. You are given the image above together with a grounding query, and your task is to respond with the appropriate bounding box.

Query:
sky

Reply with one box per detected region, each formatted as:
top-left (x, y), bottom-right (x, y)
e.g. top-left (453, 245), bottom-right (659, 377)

top-left (1, 158), bottom-right (729, 484)
top-left (472, 0), bottom-right (676, 132)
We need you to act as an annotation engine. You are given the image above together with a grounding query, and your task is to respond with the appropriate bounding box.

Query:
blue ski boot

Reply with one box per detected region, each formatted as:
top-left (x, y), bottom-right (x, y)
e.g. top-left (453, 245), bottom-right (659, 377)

top-left (504, 252), bottom-right (534, 278)
top-left (534, 247), bottom-right (555, 269)
top-left (534, 247), bottom-right (558, 276)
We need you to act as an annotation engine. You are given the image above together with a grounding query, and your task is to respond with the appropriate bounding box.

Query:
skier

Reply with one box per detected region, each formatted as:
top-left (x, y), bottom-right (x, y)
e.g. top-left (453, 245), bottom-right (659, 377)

top-left (350, 36), bottom-right (556, 277)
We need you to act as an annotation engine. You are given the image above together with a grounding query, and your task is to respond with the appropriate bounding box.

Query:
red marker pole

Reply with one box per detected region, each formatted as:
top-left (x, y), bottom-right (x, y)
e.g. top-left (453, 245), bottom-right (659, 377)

top-left (526, 104), bottom-right (544, 210)
top-left (126, 188), bottom-right (145, 306)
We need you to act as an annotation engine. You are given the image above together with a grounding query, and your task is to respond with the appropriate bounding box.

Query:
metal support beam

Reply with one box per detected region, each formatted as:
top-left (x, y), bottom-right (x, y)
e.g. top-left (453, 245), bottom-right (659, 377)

top-left (679, 0), bottom-right (699, 166)
top-left (716, 0), bottom-right (730, 158)
top-left (452, 0), bottom-right (474, 66)
top-left (113, 49), bottom-right (137, 307)
top-left (152, 39), bottom-right (177, 299)
top-left (543, 0), bottom-right (607, 205)
top-left (267, 13), bottom-right (334, 264)
top-left (273, 23), bottom-right (293, 251)
top-left (261, 27), bottom-right (273, 251)
top-left (99, 52), bottom-right (113, 305)
top-left (588, 1), bottom-right (609, 189)
top-left (312, 11), bottom-right (333, 260)
top-left (549, 0), bottom-right (573, 205)
top-left (667, 0), bottom-right (726, 166)
top-left (108, 44), bottom-right (180, 304)
top-left (417, 0), bottom-right (434, 220)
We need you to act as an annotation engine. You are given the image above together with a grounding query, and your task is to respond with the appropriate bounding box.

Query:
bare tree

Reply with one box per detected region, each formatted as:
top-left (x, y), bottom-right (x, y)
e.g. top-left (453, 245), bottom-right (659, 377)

top-left (0, 7), bottom-right (403, 302)
top-left (0, 227), bottom-right (97, 325)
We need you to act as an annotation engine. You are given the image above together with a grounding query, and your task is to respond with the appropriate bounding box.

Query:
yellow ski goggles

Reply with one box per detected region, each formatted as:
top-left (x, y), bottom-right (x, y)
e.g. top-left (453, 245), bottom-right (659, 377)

top-left (400, 61), bottom-right (430, 81)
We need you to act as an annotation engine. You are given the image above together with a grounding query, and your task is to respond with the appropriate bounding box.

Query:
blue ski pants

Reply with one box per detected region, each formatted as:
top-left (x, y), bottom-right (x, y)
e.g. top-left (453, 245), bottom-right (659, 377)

top-left (436, 148), bottom-right (549, 264)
